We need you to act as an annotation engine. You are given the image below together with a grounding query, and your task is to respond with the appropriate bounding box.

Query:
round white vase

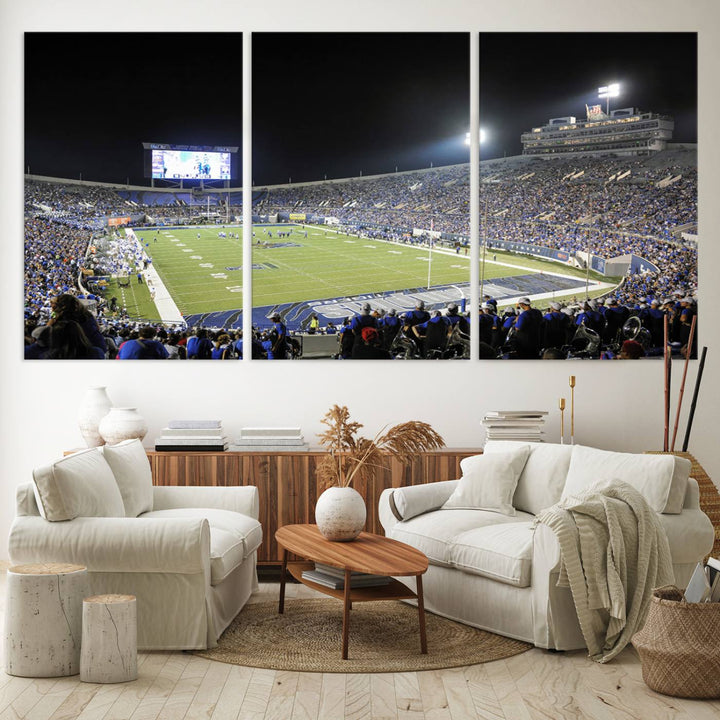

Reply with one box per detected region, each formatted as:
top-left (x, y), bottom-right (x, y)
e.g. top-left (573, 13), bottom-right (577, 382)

top-left (314, 486), bottom-right (367, 541)
top-left (98, 407), bottom-right (148, 446)
top-left (77, 386), bottom-right (113, 447)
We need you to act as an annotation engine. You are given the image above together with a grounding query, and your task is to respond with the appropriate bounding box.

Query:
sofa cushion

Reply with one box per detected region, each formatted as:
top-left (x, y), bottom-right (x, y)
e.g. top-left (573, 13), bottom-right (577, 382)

top-left (207, 528), bottom-right (248, 585)
top-left (442, 446), bottom-right (530, 516)
top-left (389, 508), bottom-right (535, 567)
top-left (101, 439), bottom-right (154, 517)
top-left (484, 440), bottom-right (572, 515)
top-left (450, 522), bottom-right (535, 587)
top-left (32, 448), bottom-right (125, 521)
top-left (562, 445), bottom-right (691, 514)
top-left (141, 507), bottom-right (263, 573)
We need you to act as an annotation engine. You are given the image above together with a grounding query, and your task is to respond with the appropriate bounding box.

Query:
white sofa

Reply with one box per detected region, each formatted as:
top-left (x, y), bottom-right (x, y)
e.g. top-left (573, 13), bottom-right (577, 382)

top-left (379, 442), bottom-right (715, 651)
top-left (8, 440), bottom-right (262, 651)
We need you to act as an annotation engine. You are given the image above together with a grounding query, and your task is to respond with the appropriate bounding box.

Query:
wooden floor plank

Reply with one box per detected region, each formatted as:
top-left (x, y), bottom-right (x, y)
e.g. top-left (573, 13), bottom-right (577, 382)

top-left (236, 667), bottom-right (275, 720)
top-left (393, 672), bottom-right (423, 719)
top-left (317, 673), bottom-right (345, 720)
top-left (369, 673), bottom-right (397, 720)
top-left (461, 665), bottom-right (503, 720)
top-left (345, 673), bottom-right (371, 720)
top-left (264, 670), bottom-right (300, 720)
top-left (211, 665), bottom-right (253, 720)
top-left (416, 670), bottom-right (451, 720)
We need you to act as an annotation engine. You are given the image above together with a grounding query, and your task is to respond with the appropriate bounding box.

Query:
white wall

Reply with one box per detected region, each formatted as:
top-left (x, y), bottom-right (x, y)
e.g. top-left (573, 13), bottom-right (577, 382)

top-left (2, 0), bottom-right (719, 560)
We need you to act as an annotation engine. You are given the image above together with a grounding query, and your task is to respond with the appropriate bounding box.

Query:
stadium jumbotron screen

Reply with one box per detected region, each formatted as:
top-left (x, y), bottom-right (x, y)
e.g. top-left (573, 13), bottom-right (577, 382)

top-left (151, 149), bottom-right (232, 180)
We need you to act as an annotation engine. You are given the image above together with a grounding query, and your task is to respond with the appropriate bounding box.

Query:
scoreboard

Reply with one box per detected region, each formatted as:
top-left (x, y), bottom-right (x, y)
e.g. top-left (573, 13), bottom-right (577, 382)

top-left (143, 143), bottom-right (239, 181)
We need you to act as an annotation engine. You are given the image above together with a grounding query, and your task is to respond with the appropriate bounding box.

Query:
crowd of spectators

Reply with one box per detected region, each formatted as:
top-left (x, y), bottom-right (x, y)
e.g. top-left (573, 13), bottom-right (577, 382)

top-left (24, 148), bottom-right (698, 359)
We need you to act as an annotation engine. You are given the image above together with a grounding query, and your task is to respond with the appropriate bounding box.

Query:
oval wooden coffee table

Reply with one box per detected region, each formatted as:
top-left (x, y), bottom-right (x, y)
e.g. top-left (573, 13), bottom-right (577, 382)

top-left (275, 524), bottom-right (429, 660)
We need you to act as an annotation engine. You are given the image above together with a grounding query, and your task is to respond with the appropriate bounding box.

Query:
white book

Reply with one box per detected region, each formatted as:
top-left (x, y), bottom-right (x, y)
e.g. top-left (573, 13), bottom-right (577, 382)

top-left (168, 420), bottom-right (222, 429)
top-left (234, 437), bottom-right (306, 446)
top-left (161, 427), bottom-right (225, 437)
top-left (240, 427), bottom-right (302, 439)
top-left (155, 436), bottom-right (229, 445)
top-left (228, 444), bottom-right (309, 453)
top-left (484, 411), bottom-right (548, 418)
top-left (684, 562), bottom-right (711, 603)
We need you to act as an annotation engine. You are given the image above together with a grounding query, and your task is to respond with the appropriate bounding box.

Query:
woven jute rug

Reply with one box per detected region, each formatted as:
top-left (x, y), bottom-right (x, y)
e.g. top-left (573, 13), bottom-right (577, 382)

top-left (647, 452), bottom-right (720, 559)
top-left (193, 599), bottom-right (531, 673)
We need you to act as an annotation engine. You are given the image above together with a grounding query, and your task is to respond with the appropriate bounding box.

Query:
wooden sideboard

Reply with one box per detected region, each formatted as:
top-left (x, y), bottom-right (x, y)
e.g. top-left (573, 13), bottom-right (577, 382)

top-left (147, 448), bottom-right (480, 565)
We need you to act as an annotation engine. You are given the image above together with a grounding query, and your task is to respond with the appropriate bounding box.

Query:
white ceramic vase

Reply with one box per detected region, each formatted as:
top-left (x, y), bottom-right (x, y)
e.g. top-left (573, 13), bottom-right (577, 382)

top-left (314, 486), bottom-right (367, 541)
top-left (98, 407), bottom-right (148, 446)
top-left (77, 386), bottom-right (113, 447)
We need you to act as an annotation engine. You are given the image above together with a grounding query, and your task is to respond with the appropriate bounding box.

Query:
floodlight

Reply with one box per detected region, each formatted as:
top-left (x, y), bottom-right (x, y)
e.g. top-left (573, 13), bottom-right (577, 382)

top-left (598, 83), bottom-right (620, 99)
top-left (598, 83), bottom-right (620, 114)
top-left (465, 129), bottom-right (487, 145)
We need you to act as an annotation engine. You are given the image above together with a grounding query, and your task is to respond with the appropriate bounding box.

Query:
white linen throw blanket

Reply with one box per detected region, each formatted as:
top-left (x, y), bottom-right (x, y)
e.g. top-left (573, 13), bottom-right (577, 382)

top-left (535, 479), bottom-right (674, 663)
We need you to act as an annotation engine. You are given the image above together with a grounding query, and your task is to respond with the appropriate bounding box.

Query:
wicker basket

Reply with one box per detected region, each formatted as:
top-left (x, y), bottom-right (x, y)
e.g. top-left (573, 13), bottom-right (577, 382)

top-left (632, 585), bottom-right (720, 698)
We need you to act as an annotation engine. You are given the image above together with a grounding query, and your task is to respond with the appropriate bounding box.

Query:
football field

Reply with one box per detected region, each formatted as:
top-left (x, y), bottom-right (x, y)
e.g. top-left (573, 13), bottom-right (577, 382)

top-left (132, 224), bottom-right (603, 320)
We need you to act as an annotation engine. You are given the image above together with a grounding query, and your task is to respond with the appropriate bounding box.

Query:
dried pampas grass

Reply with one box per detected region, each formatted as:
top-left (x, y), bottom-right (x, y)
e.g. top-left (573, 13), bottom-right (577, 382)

top-left (317, 405), bottom-right (444, 490)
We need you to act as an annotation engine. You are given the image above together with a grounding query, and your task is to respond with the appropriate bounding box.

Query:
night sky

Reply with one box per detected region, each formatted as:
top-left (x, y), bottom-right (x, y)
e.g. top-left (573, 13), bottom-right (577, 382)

top-left (24, 32), bottom-right (696, 187)
top-left (479, 32), bottom-right (697, 160)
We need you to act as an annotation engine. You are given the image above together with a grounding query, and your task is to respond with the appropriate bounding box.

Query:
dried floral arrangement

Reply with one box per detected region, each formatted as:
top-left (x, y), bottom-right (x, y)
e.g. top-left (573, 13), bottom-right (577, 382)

top-left (317, 405), bottom-right (444, 490)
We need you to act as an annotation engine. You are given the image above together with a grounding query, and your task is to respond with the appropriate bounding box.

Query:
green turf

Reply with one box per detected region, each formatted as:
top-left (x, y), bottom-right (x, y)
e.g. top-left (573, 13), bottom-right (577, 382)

top-left (130, 224), bottom-right (610, 317)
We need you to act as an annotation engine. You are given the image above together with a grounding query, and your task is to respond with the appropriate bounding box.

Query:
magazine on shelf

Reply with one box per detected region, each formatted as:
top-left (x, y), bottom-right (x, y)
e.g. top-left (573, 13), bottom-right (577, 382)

top-left (301, 567), bottom-right (391, 590)
top-left (314, 563), bottom-right (390, 582)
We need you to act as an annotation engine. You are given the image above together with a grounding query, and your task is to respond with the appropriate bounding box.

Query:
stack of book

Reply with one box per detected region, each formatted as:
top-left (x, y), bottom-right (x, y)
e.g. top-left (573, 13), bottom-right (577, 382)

top-left (229, 427), bottom-right (309, 452)
top-left (482, 410), bottom-right (548, 442)
top-left (301, 563), bottom-right (391, 590)
top-left (154, 420), bottom-right (228, 451)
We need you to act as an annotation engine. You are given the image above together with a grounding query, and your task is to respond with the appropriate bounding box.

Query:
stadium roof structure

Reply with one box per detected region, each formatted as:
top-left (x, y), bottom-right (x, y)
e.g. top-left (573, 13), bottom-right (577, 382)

top-left (521, 106), bottom-right (674, 159)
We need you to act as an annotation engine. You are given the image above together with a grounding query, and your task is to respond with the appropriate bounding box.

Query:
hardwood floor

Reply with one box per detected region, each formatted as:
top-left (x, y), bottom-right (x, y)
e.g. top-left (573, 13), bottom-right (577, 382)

top-left (1, 563), bottom-right (719, 719)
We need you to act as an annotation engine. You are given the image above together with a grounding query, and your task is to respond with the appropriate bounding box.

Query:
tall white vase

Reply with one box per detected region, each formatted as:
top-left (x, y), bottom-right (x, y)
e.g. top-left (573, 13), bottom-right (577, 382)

top-left (315, 486), bottom-right (367, 541)
top-left (77, 386), bottom-right (113, 447)
top-left (98, 408), bottom-right (148, 446)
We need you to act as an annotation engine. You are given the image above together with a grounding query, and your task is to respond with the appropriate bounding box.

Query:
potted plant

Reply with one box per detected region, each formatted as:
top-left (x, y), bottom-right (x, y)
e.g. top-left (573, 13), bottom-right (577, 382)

top-left (315, 405), bottom-right (444, 540)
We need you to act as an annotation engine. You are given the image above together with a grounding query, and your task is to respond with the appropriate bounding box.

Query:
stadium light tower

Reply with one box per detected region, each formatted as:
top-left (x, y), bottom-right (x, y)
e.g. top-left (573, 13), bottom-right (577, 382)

top-left (598, 83), bottom-right (620, 115)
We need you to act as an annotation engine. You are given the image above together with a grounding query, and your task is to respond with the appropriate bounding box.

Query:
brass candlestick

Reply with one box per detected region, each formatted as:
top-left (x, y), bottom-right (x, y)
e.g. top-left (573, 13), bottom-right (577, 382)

top-left (559, 397), bottom-right (566, 444)
top-left (569, 375), bottom-right (576, 445)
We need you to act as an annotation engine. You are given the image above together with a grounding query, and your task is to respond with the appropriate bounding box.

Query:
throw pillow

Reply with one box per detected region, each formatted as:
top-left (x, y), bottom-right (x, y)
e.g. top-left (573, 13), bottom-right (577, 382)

top-left (483, 440), bottom-right (572, 515)
top-left (442, 446), bottom-right (531, 515)
top-left (101, 438), bottom-right (154, 517)
top-left (32, 448), bottom-right (125, 521)
top-left (562, 445), bottom-right (691, 514)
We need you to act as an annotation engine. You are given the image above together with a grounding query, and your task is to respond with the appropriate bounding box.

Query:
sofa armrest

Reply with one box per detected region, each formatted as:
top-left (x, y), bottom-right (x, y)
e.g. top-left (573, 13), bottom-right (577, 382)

top-left (378, 480), bottom-right (459, 533)
top-left (15, 483), bottom-right (40, 517)
top-left (683, 477), bottom-right (701, 510)
top-left (8, 515), bottom-right (211, 574)
top-left (152, 485), bottom-right (259, 519)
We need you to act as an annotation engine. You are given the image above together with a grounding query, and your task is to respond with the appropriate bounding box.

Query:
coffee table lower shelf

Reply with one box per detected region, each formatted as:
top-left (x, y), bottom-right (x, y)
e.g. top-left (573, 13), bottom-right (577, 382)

top-left (281, 561), bottom-right (427, 659)
top-left (287, 562), bottom-right (419, 602)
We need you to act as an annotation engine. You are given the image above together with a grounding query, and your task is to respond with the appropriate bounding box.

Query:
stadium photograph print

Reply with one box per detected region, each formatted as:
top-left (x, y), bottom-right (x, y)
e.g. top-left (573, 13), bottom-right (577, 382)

top-left (22, 31), bottom-right (697, 361)
top-left (474, 31), bottom-right (698, 362)
top-left (250, 32), bottom-right (471, 361)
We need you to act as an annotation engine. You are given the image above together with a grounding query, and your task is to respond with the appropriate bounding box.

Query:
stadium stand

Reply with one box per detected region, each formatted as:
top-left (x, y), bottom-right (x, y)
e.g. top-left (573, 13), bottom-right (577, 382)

top-left (23, 146), bottom-right (698, 359)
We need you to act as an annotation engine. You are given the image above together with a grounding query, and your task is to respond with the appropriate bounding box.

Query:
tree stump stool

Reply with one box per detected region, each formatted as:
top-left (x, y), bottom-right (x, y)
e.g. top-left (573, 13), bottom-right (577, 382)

top-left (4, 563), bottom-right (88, 677)
top-left (80, 594), bottom-right (138, 683)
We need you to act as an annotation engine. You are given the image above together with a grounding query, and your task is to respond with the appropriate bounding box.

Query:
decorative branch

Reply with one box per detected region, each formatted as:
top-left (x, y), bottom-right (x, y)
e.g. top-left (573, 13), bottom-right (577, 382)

top-left (316, 406), bottom-right (444, 491)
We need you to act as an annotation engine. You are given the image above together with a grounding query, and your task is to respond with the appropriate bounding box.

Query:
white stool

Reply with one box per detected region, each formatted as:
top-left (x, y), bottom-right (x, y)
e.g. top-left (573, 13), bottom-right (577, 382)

top-left (4, 563), bottom-right (87, 677)
top-left (80, 594), bottom-right (138, 683)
